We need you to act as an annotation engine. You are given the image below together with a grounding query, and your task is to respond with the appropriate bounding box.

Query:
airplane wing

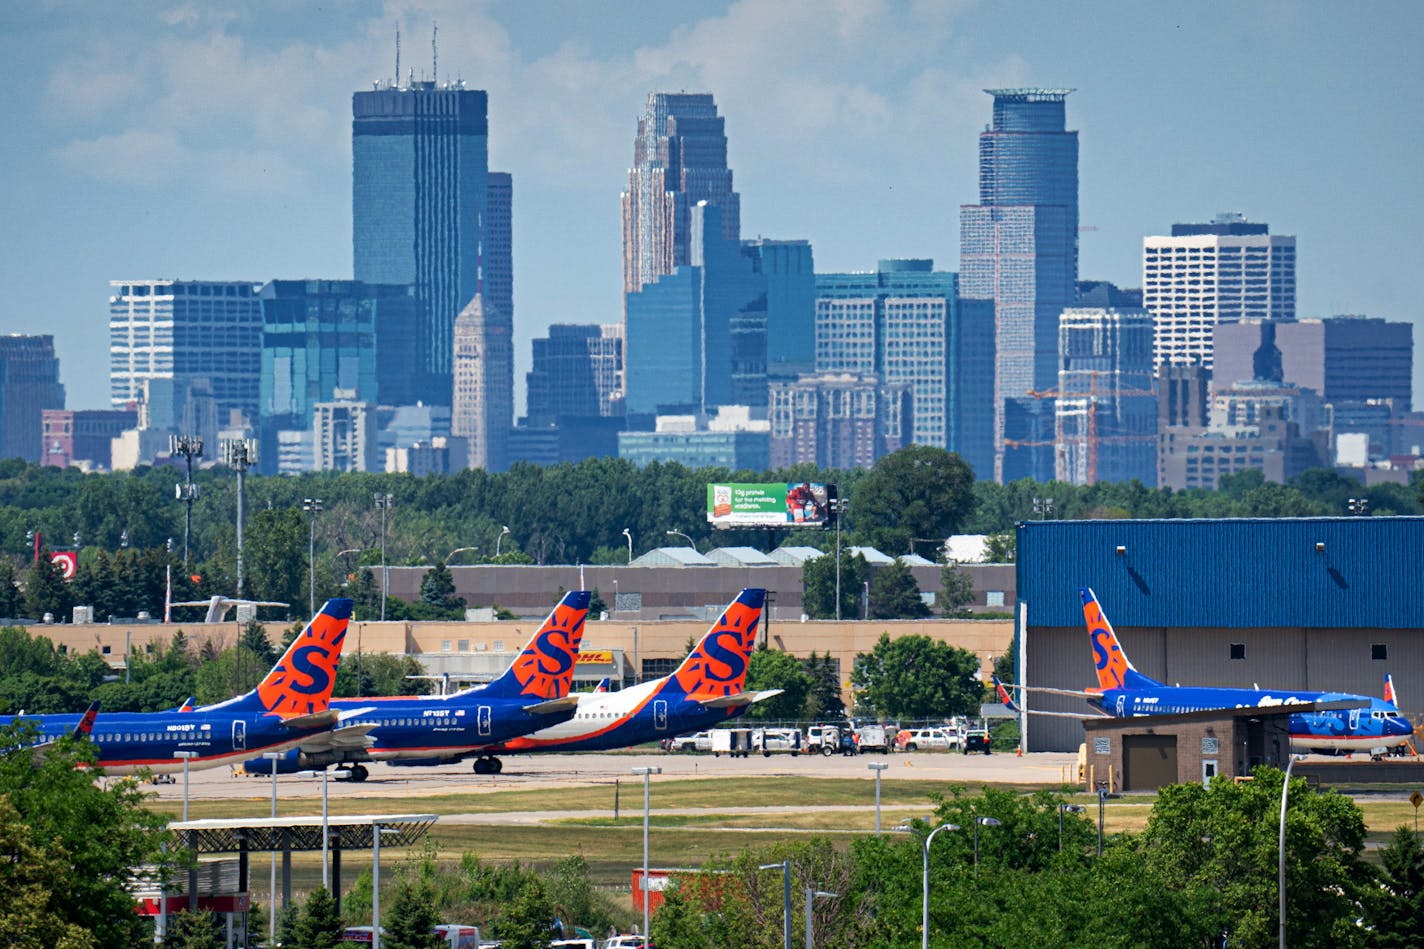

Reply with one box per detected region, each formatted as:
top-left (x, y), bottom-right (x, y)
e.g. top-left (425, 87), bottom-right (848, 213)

top-left (523, 695), bottom-right (581, 716)
top-left (697, 689), bottom-right (784, 709)
top-left (299, 722), bottom-right (380, 753)
top-left (279, 709), bottom-right (342, 730)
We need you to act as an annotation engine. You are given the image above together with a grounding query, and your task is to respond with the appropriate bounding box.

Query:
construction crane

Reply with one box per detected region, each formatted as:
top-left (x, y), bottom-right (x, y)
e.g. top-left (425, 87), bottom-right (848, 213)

top-left (1022, 372), bottom-right (1156, 485)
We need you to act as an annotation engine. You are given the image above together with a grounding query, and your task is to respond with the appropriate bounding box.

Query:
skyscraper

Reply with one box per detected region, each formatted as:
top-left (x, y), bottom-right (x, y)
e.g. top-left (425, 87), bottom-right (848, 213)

top-left (742, 239), bottom-right (815, 380)
top-left (768, 373), bottom-right (911, 470)
top-left (960, 88), bottom-right (1079, 483)
top-left (108, 280), bottom-right (262, 431)
top-left (352, 78), bottom-right (489, 406)
top-left (1054, 307), bottom-right (1157, 486)
top-left (1143, 213), bottom-right (1295, 371)
top-left (451, 292), bottom-right (512, 470)
top-left (0, 335), bottom-right (65, 463)
top-left (622, 93), bottom-right (740, 298)
top-left (526, 325), bottom-right (624, 426)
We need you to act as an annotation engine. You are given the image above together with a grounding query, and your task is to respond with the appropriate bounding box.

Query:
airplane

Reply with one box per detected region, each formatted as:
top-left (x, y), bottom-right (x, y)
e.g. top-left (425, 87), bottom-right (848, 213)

top-left (470, 588), bottom-right (780, 761)
top-left (241, 590), bottom-right (592, 780)
top-left (0, 598), bottom-right (357, 774)
top-left (996, 588), bottom-right (1414, 756)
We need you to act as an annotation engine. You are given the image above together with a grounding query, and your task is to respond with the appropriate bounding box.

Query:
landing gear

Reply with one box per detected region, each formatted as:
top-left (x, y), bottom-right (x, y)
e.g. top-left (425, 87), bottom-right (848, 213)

top-left (348, 764), bottom-right (368, 782)
top-left (472, 756), bottom-right (504, 775)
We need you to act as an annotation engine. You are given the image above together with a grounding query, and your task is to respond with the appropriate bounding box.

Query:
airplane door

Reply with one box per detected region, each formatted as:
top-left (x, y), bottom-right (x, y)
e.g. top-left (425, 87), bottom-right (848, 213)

top-left (232, 720), bottom-right (246, 751)
top-left (478, 706), bottom-right (492, 737)
top-left (1348, 708), bottom-right (1362, 731)
top-left (653, 700), bottom-right (669, 732)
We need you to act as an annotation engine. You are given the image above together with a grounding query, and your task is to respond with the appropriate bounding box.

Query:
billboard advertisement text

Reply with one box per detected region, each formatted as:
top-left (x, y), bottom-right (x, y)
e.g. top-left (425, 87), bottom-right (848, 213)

top-left (706, 482), bottom-right (832, 529)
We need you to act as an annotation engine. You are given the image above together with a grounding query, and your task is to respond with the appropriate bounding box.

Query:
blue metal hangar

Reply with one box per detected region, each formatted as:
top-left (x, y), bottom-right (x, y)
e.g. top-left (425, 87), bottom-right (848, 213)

top-left (1014, 518), bottom-right (1424, 752)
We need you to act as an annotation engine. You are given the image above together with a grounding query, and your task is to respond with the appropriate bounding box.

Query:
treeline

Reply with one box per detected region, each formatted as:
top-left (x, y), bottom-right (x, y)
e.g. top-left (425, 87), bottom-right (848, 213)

top-left (1, 450), bottom-right (1420, 623)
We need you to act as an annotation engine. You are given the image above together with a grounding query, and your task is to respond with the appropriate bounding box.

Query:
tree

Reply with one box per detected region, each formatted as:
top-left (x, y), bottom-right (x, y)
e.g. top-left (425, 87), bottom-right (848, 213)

top-left (1370, 826), bottom-right (1424, 947)
top-left (0, 557), bottom-right (22, 617)
top-left (243, 507), bottom-right (306, 613)
top-left (162, 910), bottom-right (224, 949)
top-left (0, 796), bottom-right (99, 949)
top-left (803, 652), bottom-right (845, 721)
top-left (868, 561), bottom-right (930, 619)
top-left (383, 876), bottom-right (443, 949)
top-left (850, 446), bottom-right (976, 553)
top-left (851, 633), bottom-right (981, 719)
top-left (984, 531), bottom-right (1015, 563)
top-left (419, 561), bottom-right (462, 610)
top-left (939, 564), bottom-right (975, 617)
top-left (801, 550), bottom-right (868, 620)
top-left (743, 646), bottom-right (811, 721)
top-left (237, 619), bottom-right (276, 665)
top-left (22, 550), bottom-right (72, 622)
top-left (0, 722), bottom-right (167, 946)
top-left (286, 886), bottom-right (344, 949)
top-left (490, 877), bottom-right (558, 949)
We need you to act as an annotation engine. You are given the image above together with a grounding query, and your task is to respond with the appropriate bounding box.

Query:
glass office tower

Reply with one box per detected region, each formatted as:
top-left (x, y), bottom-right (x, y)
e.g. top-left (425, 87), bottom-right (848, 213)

top-left (960, 88), bottom-right (1079, 483)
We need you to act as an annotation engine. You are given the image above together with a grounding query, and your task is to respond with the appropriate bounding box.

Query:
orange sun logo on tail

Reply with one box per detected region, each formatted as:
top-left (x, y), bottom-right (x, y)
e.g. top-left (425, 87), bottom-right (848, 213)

top-left (508, 592), bottom-right (590, 698)
top-left (257, 601), bottom-right (350, 717)
top-left (672, 590), bottom-right (764, 697)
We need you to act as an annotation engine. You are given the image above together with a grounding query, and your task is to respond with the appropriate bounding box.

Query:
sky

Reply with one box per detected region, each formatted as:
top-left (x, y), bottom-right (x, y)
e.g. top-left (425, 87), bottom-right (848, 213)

top-left (2, 1), bottom-right (1422, 411)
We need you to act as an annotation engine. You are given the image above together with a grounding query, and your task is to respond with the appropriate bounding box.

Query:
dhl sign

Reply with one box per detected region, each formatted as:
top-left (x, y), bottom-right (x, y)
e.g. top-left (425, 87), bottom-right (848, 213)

top-left (576, 650), bottom-right (614, 664)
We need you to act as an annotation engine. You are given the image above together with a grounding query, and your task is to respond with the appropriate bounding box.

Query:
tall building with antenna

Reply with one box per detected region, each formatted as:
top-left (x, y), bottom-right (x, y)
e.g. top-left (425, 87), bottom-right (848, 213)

top-left (352, 34), bottom-right (509, 416)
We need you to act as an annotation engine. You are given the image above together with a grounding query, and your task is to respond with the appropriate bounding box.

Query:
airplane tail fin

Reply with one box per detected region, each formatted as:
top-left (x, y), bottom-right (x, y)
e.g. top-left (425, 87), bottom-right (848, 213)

top-left (592, 677), bottom-right (611, 693)
top-left (1081, 587), bottom-right (1160, 691)
top-left (1384, 673), bottom-right (1399, 708)
top-left (477, 591), bottom-right (591, 700)
top-left (992, 676), bottom-right (1022, 714)
top-left (241, 598), bottom-right (352, 718)
top-left (662, 588), bottom-right (765, 698)
top-left (73, 701), bottom-right (99, 738)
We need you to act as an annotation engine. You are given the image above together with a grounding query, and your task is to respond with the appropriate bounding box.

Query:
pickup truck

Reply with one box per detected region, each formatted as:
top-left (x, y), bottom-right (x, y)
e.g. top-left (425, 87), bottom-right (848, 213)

top-left (662, 731), bottom-right (711, 753)
top-left (894, 727), bottom-right (958, 752)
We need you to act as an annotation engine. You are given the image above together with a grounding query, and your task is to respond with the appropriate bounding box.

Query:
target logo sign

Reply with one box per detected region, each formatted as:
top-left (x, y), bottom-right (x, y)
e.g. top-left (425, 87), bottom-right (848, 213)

top-left (50, 551), bottom-right (77, 580)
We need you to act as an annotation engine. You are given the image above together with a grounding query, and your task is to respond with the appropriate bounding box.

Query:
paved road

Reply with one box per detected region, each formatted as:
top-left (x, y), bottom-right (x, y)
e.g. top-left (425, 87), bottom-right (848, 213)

top-left (142, 750), bottom-right (1083, 807)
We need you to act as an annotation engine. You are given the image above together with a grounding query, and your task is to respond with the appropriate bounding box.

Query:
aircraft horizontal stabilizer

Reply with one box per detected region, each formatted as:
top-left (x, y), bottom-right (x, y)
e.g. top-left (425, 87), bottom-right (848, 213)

top-left (279, 709), bottom-right (342, 730)
top-left (699, 689), bottom-right (784, 709)
top-left (1001, 683), bottom-right (1099, 700)
top-left (524, 695), bottom-right (581, 715)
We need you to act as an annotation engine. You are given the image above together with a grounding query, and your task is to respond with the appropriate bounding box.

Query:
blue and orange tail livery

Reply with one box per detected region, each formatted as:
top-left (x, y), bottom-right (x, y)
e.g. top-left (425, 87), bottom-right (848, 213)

top-left (993, 676), bottom-right (1021, 713)
top-left (668, 588), bottom-right (765, 698)
top-left (483, 591), bottom-right (591, 699)
top-left (1081, 588), bottom-right (1159, 691)
top-left (253, 598), bottom-right (351, 717)
top-left (1384, 674), bottom-right (1399, 708)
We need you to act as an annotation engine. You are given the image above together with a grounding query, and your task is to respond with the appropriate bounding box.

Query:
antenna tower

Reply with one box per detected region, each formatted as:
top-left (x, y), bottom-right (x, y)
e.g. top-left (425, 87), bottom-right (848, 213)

top-left (432, 21), bottom-right (438, 85)
top-left (395, 24), bottom-right (401, 88)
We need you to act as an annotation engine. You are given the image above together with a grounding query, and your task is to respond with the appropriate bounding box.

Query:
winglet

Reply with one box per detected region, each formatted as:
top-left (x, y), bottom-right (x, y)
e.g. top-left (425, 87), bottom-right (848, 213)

top-left (73, 701), bottom-right (99, 738)
top-left (251, 598), bottom-right (352, 718)
top-left (475, 591), bottom-right (591, 700)
top-left (1081, 587), bottom-right (1160, 691)
top-left (1384, 673), bottom-right (1399, 708)
top-left (992, 676), bottom-right (1021, 714)
top-left (663, 588), bottom-right (765, 699)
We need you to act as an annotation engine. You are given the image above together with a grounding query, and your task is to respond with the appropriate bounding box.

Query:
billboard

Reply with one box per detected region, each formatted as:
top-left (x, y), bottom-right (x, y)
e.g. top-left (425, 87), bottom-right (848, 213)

top-left (706, 482), bottom-right (834, 529)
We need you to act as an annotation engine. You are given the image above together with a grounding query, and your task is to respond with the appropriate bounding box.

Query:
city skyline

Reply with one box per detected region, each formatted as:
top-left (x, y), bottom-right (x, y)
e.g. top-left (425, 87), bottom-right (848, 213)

top-left (2, 2), bottom-right (1421, 412)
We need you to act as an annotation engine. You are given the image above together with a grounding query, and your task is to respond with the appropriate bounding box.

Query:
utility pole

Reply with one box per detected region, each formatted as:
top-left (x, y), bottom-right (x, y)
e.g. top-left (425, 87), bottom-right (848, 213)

top-left (170, 435), bottom-right (203, 569)
top-left (223, 439), bottom-right (255, 595)
top-left (374, 493), bottom-right (394, 621)
top-left (303, 499), bottom-right (323, 616)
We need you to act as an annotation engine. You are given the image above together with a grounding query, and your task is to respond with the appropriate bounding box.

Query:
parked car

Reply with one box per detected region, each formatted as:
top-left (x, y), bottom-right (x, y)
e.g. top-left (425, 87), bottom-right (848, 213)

top-left (662, 731), bottom-right (711, 753)
top-left (752, 727), bottom-right (803, 756)
top-left (961, 731), bottom-right (992, 754)
top-left (603, 936), bottom-right (649, 948)
top-left (894, 727), bottom-right (958, 752)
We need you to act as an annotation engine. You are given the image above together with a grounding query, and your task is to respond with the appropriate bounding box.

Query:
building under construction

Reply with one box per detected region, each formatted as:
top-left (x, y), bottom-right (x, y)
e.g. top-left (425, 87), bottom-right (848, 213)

top-left (1053, 306), bottom-right (1157, 485)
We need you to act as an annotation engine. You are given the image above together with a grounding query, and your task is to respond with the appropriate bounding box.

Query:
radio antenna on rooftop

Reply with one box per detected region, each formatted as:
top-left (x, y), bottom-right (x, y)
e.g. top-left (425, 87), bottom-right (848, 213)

top-left (394, 24), bottom-right (400, 88)
top-left (432, 21), bottom-right (438, 85)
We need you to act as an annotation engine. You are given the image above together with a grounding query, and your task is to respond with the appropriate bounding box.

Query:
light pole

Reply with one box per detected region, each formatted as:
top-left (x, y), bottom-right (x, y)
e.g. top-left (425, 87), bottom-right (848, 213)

top-left (222, 439), bottom-right (254, 595)
top-left (665, 529), bottom-right (696, 549)
top-left (1057, 803), bottom-right (1085, 852)
top-left (622, 528), bottom-right (633, 564)
top-left (170, 434), bottom-right (203, 570)
top-left (1280, 754), bottom-right (1303, 949)
top-left (1032, 496), bottom-right (1054, 520)
top-left (831, 498), bottom-right (848, 620)
top-left (445, 546), bottom-right (479, 565)
top-left (868, 762), bottom-right (889, 833)
top-left (173, 751), bottom-right (198, 822)
top-left (804, 888), bottom-right (837, 949)
top-left (262, 751), bottom-right (283, 948)
top-left (374, 493), bottom-right (393, 621)
top-left (897, 821), bottom-right (959, 949)
top-left (335, 548), bottom-right (362, 586)
top-left (757, 860), bottom-right (792, 949)
top-left (495, 525), bottom-right (510, 557)
top-left (1097, 788), bottom-right (1120, 857)
top-left (300, 769), bottom-right (331, 888)
top-left (304, 498), bottom-right (323, 616)
top-left (972, 816), bottom-right (1000, 878)
top-left (372, 825), bottom-right (399, 949)
top-left (632, 766), bottom-right (661, 939)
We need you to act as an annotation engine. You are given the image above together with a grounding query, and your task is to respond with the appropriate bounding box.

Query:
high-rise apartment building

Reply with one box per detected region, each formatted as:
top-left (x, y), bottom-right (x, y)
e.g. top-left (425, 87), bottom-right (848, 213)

top-left (960, 89), bottom-right (1078, 483)
top-left (0, 335), bottom-right (65, 463)
top-left (622, 93), bottom-right (740, 298)
top-left (353, 79), bottom-right (490, 406)
top-left (451, 292), bottom-right (512, 470)
top-left (814, 260), bottom-right (993, 476)
top-left (108, 280), bottom-right (262, 431)
top-left (1144, 213), bottom-right (1295, 371)
top-left (1054, 307), bottom-right (1157, 486)
top-left (768, 373), bottom-right (911, 470)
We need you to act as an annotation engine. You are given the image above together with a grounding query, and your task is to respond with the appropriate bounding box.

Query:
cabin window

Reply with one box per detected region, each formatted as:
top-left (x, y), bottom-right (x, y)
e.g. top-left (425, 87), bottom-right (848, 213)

top-left (1229, 643), bottom-right (1246, 660)
top-left (1371, 644), bottom-right (1388, 661)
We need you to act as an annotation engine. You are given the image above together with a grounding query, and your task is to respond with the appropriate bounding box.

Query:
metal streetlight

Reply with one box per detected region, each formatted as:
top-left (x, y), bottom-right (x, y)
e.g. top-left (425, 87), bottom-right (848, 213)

top-left (445, 546), bottom-right (479, 565)
top-left (1280, 754), bottom-right (1304, 949)
top-left (868, 762), bottom-right (889, 833)
top-left (632, 766), bottom-right (661, 939)
top-left (804, 888), bottom-right (837, 949)
top-left (665, 530), bottom-right (695, 549)
top-left (299, 769), bottom-right (332, 889)
top-left (757, 860), bottom-right (792, 949)
top-left (1032, 496), bottom-right (1054, 520)
top-left (1097, 788), bottom-right (1120, 856)
top-left (222, 439), bottom-right (254, 595)
top-left (1347, 497), bottom-right (1370, 516)
top-left (262, 751), bottom-right (283, 947)
top-left (119, 530), bottom-right (129, 549)
top-left (334, 548), bottom-right (362, 586)
top-left (830, 498), bottom-right (848, 620)
top-left (374, 493), bottom-right (394, 621)
top-left (173, 751), bottom-right (198, 822)
top-left (371, 825), bottom-right (400, 949)
top-left (303, 498), bottom-right (323, 616)
top-left (1058, 803), bottom-right (1085, 852)
top-left (621, 528), bottom-right (633, 564)
top-left (972, 816), bottom-right (1000, 878)
top-left (170, 434), bottom-right (203, 569)
top-left (495, 525), bottom-right (510, 557)
top-left (897, 821), bottom-right (959, 949)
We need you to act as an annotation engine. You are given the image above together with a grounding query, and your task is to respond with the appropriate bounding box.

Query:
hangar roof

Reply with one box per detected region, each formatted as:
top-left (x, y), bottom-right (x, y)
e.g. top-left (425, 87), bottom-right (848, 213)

top-left (1017, 517), bottom-right (1424, 629)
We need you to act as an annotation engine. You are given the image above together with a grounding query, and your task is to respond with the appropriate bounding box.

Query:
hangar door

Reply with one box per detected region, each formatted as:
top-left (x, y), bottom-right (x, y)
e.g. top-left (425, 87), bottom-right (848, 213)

top-left (1122, 735), bottom-right (1177, 791)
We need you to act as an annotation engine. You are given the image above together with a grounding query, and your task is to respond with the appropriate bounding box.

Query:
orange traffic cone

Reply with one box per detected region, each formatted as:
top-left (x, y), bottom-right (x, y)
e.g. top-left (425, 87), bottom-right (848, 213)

top-left (1016, 745), bottom-right (1022, 757)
